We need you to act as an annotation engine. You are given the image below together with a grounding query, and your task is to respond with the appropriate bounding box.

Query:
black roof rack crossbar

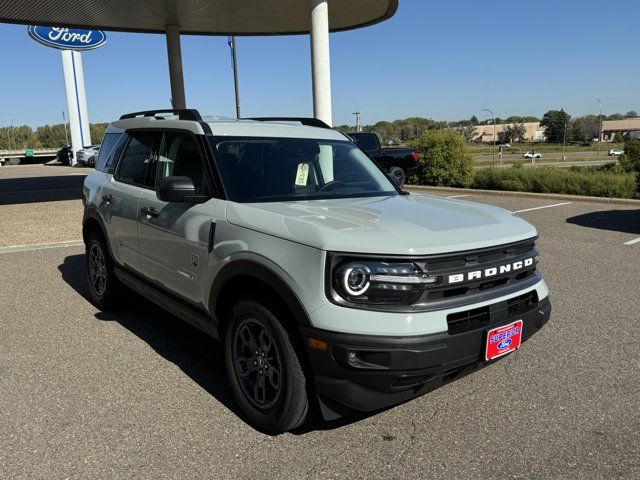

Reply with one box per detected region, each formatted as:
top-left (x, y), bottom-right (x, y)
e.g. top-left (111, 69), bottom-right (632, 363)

top-left (119, 109), bottom-right (203, 121)
top-left (245, 117), bottom-right (331, 129)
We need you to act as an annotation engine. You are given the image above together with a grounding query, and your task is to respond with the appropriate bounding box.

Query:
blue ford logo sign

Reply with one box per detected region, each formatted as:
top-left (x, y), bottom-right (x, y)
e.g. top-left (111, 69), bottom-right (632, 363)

top-left (28, 26), bottom-right (106, 51)
top-left (497, 338), bottom-right (512, 350)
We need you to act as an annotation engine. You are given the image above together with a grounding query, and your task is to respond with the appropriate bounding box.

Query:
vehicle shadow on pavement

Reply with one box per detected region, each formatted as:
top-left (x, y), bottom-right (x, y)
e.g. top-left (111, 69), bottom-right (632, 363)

top-left (58, 253), bottom-right (377, 434)
top-left (58, 254), bottom-right (242, 419)
top-left (0, 175), bottom-right (85, 205)
top-left (566, 209), bottom-right (640, 235)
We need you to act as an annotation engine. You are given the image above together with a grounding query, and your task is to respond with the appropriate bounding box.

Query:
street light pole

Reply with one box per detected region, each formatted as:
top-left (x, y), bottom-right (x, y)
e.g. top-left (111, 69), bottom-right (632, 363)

top-left (483, 108), bottom-right (496, 165)
top-left (563, 122), bottom-right (567, 161)
top-left (597, 99), bottom-right (602, 157)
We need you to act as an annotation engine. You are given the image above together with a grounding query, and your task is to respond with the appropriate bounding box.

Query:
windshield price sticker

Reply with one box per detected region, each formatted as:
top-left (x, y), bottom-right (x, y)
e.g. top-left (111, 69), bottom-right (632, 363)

top-left (295, 163), bottom-right (310, 186)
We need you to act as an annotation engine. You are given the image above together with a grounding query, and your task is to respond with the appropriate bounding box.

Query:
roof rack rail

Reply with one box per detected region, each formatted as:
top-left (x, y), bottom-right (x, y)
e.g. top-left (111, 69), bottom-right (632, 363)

top-left (245, 117), bottom-right (332, 129)
top-left (119, 109), bottom-right (203, 121)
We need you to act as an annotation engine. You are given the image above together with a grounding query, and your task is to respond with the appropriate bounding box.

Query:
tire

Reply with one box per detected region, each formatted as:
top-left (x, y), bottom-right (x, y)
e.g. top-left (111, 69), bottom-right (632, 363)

top-left (85, 230), bottom-right (121, 309)
top-left (388, 166), bottom-right (406, 187)
top-left (224, 298), bottom-right (310, 433)
top-left (88, 156), bottom-right (96, 168)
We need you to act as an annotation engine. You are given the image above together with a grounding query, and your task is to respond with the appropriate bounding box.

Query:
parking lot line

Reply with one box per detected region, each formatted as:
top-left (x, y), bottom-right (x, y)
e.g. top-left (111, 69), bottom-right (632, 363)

top-left (0, 240), bottom-right (83, 254)
top-left (623, 237), bottom-right (640, 246)
top-left (446, 194), bottom-right (471, 198)
top-left (513, 202), bottom-right (572, 214)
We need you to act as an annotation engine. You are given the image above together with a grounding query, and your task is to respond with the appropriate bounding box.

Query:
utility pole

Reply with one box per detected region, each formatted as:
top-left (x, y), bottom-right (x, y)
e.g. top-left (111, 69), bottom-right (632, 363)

top-left (353, 111), bottom-right (361, 132)
top-left (563, 122), bottom-right (567, 161)
top-left (229, 36), bottom-right (241, 119)
top-left (483, 108), bottom-right (496, 165)
top-left (596, 99), bottom-right (602, 157)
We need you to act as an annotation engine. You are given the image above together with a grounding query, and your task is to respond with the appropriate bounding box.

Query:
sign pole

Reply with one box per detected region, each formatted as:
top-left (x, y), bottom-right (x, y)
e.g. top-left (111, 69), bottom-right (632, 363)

top-left (61, 50), bottom-right (81, 165)
top-left (29, 26), bottom-right (105, 166)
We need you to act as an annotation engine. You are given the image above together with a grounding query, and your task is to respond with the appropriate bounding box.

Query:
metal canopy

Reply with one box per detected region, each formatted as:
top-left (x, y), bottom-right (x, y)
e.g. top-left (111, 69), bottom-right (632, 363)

top-left (0, 0), bottom-right (397, 35)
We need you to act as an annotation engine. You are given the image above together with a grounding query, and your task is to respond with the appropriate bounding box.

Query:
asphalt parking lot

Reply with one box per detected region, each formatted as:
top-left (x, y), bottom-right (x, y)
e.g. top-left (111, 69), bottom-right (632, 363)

top-left (1, 164), bottom-right (639, 479)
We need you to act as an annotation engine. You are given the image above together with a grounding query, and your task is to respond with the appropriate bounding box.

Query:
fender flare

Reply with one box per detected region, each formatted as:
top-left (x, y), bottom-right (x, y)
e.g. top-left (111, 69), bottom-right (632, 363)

top-left (210, 259), bottom-right (312, 327)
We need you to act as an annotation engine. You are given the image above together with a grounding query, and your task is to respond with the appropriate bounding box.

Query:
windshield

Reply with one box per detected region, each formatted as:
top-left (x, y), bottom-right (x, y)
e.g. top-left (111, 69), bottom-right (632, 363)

top-left (209, 137), bottom-right (398, 202)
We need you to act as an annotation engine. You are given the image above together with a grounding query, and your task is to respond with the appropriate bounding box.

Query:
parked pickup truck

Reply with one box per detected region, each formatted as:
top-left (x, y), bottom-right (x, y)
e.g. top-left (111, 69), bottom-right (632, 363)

top-left (346, 132), bottom-right (418, 187)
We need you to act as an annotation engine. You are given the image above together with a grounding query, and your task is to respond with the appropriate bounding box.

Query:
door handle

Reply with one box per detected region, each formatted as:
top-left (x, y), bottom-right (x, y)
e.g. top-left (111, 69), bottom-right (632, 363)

top-left (102, 193), bottom-right (113, 204)
top-left (140, 206), bottom-right (159, 218)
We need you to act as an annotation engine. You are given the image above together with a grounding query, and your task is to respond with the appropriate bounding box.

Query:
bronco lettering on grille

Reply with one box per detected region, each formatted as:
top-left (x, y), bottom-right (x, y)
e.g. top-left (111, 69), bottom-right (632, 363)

top-left (448, 257), bottom-right (534, 284)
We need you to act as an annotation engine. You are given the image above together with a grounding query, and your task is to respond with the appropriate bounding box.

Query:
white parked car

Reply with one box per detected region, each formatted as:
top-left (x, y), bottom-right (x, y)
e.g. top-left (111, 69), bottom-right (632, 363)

top-left (522, 151), bottom-right (542, 159)
top-left (608, 149), bottom-right (624, 156)
top-left (76, 144), bottom-right (101, 167)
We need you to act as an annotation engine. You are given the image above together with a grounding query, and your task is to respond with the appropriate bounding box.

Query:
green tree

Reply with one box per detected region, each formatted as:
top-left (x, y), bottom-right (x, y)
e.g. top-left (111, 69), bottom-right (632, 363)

top-left (625, 110), bottom-right (638, 119)
top-left (571, 115), bottom-right (599, 142)
top-left (89, 123), bottom-right (108, 144)
top-left (409, 129), bottom-right (474, 187)
top-left (540, 109), bottom-right (571, 143)
top-left (0, 125), bottom-right (39, 150)
top-left (35, 124), bottom-right (69, 148)
top-left (607, 113), bottom-right (624, 120)
top-left (498, 123), bottom-right (527, 143)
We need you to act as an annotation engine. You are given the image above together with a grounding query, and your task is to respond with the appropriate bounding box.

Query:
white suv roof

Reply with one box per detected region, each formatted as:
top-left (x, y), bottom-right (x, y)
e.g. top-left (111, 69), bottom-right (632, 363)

top-left (108, 110), bottom-right (347, 141)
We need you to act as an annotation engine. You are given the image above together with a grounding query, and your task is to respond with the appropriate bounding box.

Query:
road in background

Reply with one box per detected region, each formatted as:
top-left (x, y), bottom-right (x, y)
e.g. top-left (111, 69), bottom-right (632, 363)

top-left (0, 165), bottom-right (638, 479)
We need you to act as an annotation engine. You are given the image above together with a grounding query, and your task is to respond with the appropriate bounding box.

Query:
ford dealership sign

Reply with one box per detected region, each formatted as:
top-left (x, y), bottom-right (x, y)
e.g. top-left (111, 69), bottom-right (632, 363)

top-left (28, 26), bottom-right (106, 51)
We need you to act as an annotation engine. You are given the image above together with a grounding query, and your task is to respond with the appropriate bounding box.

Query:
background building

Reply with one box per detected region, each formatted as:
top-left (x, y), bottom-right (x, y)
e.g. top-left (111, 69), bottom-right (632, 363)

top-left (473, 122), bottom-right (545, 143)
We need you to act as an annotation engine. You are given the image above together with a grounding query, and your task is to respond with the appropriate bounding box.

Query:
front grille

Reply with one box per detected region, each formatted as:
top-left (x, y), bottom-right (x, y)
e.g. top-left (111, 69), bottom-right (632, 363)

top-left (446, 290), bottom-right (539, 335)
top-left (416, 238), bottom-right (539, 308)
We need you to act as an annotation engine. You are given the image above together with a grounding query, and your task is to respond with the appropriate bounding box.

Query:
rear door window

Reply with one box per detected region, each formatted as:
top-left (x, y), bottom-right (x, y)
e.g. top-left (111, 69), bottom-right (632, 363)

top-left (114, 130), bottom-right (162, 188)
top-left (96, 132), bottom-right (126, 174)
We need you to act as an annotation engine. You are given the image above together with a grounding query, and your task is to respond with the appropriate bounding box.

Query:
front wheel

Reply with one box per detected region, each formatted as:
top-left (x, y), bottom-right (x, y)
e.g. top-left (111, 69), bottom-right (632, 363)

top-left (388, 166), bottom-right (406, 187)
top-left (224, 299), bottom-right (311, 433)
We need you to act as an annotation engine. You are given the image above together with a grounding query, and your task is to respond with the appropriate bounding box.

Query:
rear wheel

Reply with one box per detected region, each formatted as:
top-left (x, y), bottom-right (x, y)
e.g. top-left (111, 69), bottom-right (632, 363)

top-left (388, 166), bottom-right (406, 187)
top-left (85, 230), bottom-right (121, 309)
top-left (224, 299), bottom-right (310, 433)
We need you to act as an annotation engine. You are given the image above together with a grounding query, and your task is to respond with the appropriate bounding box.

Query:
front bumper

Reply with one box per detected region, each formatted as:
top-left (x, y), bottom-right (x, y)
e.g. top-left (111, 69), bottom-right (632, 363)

top-left (302, 295), bottom-right (551, 417)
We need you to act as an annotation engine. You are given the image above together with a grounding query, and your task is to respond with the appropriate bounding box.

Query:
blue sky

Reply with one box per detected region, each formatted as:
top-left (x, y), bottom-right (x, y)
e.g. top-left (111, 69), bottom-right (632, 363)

top-left (0, 0), bottom-right (638, 128)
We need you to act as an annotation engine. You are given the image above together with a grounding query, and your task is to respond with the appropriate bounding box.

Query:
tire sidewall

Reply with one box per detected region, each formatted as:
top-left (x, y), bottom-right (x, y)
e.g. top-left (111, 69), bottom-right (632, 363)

top-left (85, 233), bottom-right (116, 309)
top-left (389, 166), bottom-right (406, 187)
top-left (224, 300), bottom-right (307, 432)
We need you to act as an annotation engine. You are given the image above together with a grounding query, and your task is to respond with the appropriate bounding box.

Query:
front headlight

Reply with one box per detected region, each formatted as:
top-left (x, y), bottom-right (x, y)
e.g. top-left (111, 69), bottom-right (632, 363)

top-left (332, 260), bottom-right (438, 306)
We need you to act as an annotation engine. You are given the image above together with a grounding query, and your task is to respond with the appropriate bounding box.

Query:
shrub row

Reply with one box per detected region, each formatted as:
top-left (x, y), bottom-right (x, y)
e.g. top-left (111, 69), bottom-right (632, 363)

top-left (473, 166), bottom-right (637, 199)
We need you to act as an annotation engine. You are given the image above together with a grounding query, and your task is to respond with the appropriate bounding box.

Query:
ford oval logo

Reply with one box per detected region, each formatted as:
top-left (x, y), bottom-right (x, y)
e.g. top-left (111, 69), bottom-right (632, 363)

top-left (28, 26), bottom-right (106, 51)
top-left (497, 338), bottom-right (512, 350)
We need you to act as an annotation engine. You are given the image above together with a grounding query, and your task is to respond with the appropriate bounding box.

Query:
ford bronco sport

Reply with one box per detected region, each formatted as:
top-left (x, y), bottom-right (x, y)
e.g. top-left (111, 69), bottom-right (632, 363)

top-left (82, 109), bottom-right (551, 432)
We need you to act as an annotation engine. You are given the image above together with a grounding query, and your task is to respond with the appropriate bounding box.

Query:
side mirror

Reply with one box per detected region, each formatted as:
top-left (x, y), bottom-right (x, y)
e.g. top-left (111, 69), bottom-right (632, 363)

top-left (157, 176), bottom-right (205, 203)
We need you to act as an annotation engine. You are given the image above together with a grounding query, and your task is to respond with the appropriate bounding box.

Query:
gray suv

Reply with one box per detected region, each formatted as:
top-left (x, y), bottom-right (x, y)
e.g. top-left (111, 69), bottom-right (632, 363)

top-left (82, 109), bottom-right (551, 432)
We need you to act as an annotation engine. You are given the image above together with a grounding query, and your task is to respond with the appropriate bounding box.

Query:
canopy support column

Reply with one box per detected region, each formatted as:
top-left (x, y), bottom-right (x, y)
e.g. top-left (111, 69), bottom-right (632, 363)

top-left (309, 0), bottom-right (332, 126)
top-left (165, 24), bottom-right (186, 110)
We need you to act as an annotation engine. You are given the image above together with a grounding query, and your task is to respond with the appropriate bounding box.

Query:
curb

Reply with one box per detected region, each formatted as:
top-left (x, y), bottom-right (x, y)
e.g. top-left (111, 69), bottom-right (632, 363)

top-left (404, 185), bottom-right (640, 206)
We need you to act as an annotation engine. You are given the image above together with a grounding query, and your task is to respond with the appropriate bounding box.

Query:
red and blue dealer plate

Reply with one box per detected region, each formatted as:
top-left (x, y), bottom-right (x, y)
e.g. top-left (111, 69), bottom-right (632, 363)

top-left (485, 320), bottom-right (523, 361)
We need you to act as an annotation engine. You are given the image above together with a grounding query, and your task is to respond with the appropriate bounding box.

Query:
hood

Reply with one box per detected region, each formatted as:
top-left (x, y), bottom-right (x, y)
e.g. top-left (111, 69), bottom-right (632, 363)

top-left (225, 194), bottom-right (537, 255)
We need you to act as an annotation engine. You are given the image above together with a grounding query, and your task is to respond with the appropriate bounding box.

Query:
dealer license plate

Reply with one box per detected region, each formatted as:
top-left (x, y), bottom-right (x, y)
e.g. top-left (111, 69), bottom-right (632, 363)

top-left (485, 320), bottom-right (523, 361)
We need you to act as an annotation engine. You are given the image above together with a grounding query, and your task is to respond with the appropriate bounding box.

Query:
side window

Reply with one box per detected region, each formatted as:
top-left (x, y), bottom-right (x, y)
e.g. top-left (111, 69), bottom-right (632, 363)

top-left (115, 131), bottom-right (161, 187)
top-left (96, 132), bottom-right (125, 174)
top-left (155, 132), bottom-right (209, 195)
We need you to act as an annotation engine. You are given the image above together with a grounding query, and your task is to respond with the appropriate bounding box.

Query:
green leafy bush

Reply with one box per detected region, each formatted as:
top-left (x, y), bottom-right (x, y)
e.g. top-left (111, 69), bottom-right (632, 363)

top-left (619, 138), bottom-right (640, 192)
top-left (409, 129), bottom-right (474, 187)
top-left (474, 167), bottom-right (636, 199)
